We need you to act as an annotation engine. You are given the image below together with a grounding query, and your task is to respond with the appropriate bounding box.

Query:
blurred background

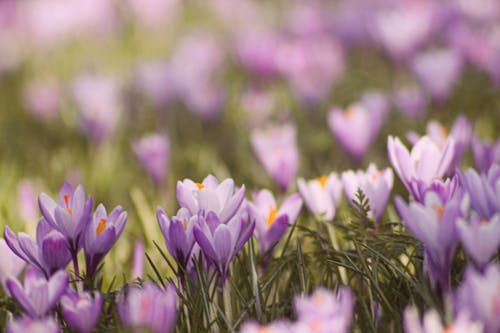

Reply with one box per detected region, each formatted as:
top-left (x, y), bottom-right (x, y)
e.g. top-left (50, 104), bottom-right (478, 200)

top-left (0, 0), bottom-right (499, 280)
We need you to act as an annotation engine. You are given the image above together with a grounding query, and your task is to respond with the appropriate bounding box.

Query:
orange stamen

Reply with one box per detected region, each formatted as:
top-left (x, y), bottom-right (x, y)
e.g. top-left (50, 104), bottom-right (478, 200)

top-left (267, 205), bottom-right (277, 228)
top-left (345, 107), bottom-right (355, 120)
top-left (316, 176), bottom-right (328, 189)
top-left (183, 219), bottom-right (188, 230)
top-left (63, 194), bottom-right (72, 216)
top-left (96, 218), bottom-right (107, 236)
top-left (441, 125), bottom-right (449, 138)
top-left (196, 183), bottom-right (205, 190)
top-left (432, 204), bottom-right (444, 219)
top-left (372, 170), bottom-right (381, 181)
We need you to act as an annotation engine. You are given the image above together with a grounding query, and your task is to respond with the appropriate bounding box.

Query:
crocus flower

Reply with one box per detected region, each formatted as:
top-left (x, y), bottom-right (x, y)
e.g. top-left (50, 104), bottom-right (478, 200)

top-left (410, 176), bottom-right (459, 204)
top-left (17, 180), bottom-right (38, 231)
top-left (38, 182), bottom-right (93, 253)
top-left (247, 190), bottom-right (303, 254)
top-left (387, 136), bottom-right (455, 199)
top-left (134, 62), bottom-right (176, 107)
top-left (458, 166), bottom-right (500, 219)
top-left (456, 264), bottom-right (500, 333)
top-left (176, 175), bottom-right (246, 223)
top-left (157, 207), bottom-right (198, 268)
top-left (0, 238), bottom-right (25, 293)
top-left (117, 282), bottom-right (178, 333)
top-left (61, 290), bottom-right (102, 333)
top-left (471, 135), bottom-right (500, 174)
top-left (4, 219), bottom-right (72, 278)
top-left (395, 191), bottom-right (464, 290)
top-left (127, 0), bottom-right (179, 29)
top-left (393, 85), bottom-right (428, 118)
top-left (298, 173), bottom-right (342, 221)
top-left (6, 316), bottom-right (60, 333)
top-left (341, 163), bottom-right (393, 221)
top-left (240, 321), bottom-right (292, 333)
top-left (328, 92), bottom-right (389, 162)
top-left (22, 80), bottom-right (61, 122)
top-left (293, 287), bottom-right (354, 333)
top-left (403, 306), bottom-right (483, 333)
top-left (250, 123), bottom-right (300, 190)
top-left (194, 212), bottom-right (255, 284)
top-left (84, 204), bottom-right (127, 278)
top-left (412, 48), bottom-right (463, 102)
top-left (132, 240), bottom-right (144, 280)
top-left (6, 267), bottom-right (68, 318)
top-left (457, 212), bottom-right (500, 269)
top-left (132, 133), bottom-right (170, 187)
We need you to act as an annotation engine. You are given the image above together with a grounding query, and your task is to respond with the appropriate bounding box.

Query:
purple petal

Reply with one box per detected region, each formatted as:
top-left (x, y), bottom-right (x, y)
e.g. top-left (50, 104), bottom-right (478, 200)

top-left (219, 185), bottom-right (246, 223)
top-left (6, 278), bottom-right (37, 317)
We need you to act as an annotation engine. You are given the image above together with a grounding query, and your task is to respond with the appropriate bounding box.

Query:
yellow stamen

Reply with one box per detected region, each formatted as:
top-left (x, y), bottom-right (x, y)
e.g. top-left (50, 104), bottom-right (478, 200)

top-left (196, 183), bottom-right (205, 190)
top-left (96, 218), bottom-right (107, 236)
top-left (183, 219), bottom-right (188, 230)
top-left (316, 176), bottom-right (328, 189)
top-left (267, 205), bottom-right (277, 228)
top-left (372, 170), bottom-right (381, 181)
top-left (63, 194), bottom-right (72, 216)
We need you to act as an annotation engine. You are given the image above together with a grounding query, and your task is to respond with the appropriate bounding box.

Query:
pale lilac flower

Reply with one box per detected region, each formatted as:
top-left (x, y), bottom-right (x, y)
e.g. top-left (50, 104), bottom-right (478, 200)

top-left (6, 316), bottom-right (60, 333)
top-left (458, 166), bottom-right (500, 219)
top-left (239, 321), bottom-right (292, 333)
top-left (387, 135), bottom-right (455, 198)
top-left (455, 0), bottom-right (500, 22)
top-left (17, 180), bottom-right (38, 227)
top-left (61, 290), bottom-right (102, 333)
top-left (132, 133), bottom-right (170, 187)
top-left (393, 85), bottom-right (428, 118)
top-left (0, 238), bottom-right (25, 293)
top-left (298, 173), bottom-right (342, 221)
top-left (403, 306), bottom-right (483, 333)
top-left (456, 264), bottom-right (500, 333)
top-left (134, 62), bottom-right (176, 107)
top-left (328, 93), bottom-right (389, 161)
top-left (117, 282), bottom-right (178, 333)
top-left (132, 240), bottom-right (144, 279)
top-left (6, 267), bottom-right (68, 318)
top-left (457, 213), bottom-right (500, 269)
top-left (412, 48), bottom-right (464, 102)
top-left (471, 135), bottom-right (500, 174)
top-left (250, 124), bottom-right (300, 190)
top-left (22, 80), bottom-right (60, 122)
top-left (341, 163), bottom-right (393, 221)
top-left (247, 190), bottom-right (303, 254)
top-left (127, 0), bottom-right (179, 28)
top-left (176, 175), bottom-right (246, 223)
top-left (410, 176), bottom-right (459, 204)
top-left (241, 87), bottom-right (275, 128)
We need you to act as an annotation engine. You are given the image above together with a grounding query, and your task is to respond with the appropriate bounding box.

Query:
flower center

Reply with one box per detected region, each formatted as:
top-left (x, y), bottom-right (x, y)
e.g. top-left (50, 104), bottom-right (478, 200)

top-left (139, 297), bottom-right (152, 317)
top-left (267, 205), bottom-right (277, 228)
top-left (96, 218), bottom-right (107, 236)
top-left (371, 170), bottom-right (381, 181)
top-left (432, 204), bottom-right (444, 220)
top-left (63, 194), bottom-right (72, 216)
top-left (196, 183), bottom-right (205, 190)
top-left (183, 219), bottom-right (188, 230)
top-left (315, 176), bottom-right (328, 189)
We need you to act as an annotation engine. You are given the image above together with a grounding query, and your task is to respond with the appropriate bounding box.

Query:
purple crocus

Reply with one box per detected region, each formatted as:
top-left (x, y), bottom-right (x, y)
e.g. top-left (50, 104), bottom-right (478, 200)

top-left (132, 133), bottom-right (170, 187)
top-left (193, 212), bottom-right (255, 284)
top-left (471, 135), bottom-right (500, 174)
top-left (395, 190), bottom-right (465, 291)
top-left (458, 166), bottom-right (500, 219)
top-left (176, 175), bottom-right (246, 223)
top-left (388, 135), bottom-right (455, 199)
top-left (410, 176), bottom-right (459, 204)
top-left (0, 238), bottom-right (25, 293)
top-left (341, 163), bottom-right (394, 221)
top-left (4, 219), bottom-right (72, 278)
top-left (247, 190), bottom-right (303, 255)
top-left (456, 264), bottom-right (500, 333)
top-left (157, 207), bottom-right (198, 268)
top-left (38, 182), bottom-right (93, 253)
top-left (6, 266), bottom-right (68, 318)
top-left (240, 321), bottom-right (292, 333)
top-left (22, 79), bottom-right (61, 122)
top-left (17, 180), bottom-right (38, 231)
top-left (250, 123), bottom-right (300, 190)
top-left (393, 85), bottom-right (428, 118)
top-left (403, 306), bottom-right (483, 333)
top-left (298, 173), bottom-right (342, 221)
top-left (457, 212), bottom-right (500, 269)
top-left (6, 316), bottom-right (60, 333)
top-left (84, 204), bottom-right (127, 278)
top-left (61, 289), bottom-right (102, 333)
top-left (117, 281), bottom-right (178, 333)
top-left (328, 92), bottom-right (389, 162)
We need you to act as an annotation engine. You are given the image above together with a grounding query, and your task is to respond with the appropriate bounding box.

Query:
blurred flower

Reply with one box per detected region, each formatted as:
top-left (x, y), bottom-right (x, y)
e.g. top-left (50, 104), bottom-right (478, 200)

top-left (127, 0), bottom-right (179, 28)
top-left (410, 176), bottom-right (459, 204)
top-left (0, 238), bottom-right (25, 293)
top-left (132, 133), bottom-right (170, 187)
top-left (298, 172), bottom-right (342, 221)
top-left (134, 62), bottom-right (176, 107)
top-left (38, 182), bottom-right (93, 253)
top-left (176, 175), bottom-right (246, 223)
top-left (22, 80), bottom-right (61, 122)
top-left (240, 321), bottom-right (291, 333)
top-left (393, 85), bottom-right (428, 118)
top-left (328, 92), bottom-right (389, 162)
top-left (6, 267), bottom-right (68, 318)
top-left (457, 212), bottom-right (500, 269)
top-left (456, 264), bottom-right (500, 333)
top-left (157, 207), bottom-right (198, 268)
top-left (6, 316), bottom-right (60, 333)
top-left (454, 0), bottom-right (500, 23)
top-left (72, 73), bottom-right (122, 145)
top-left (341, 163), bottom-right (393, 221)
top-left (61, 290), bottom-right (102, 333)
top-left (241, 87), bottom-right (275, 128)
top-left (412, 48), bottom-right (463, 102)
top-left (247, 190), bottom-right (303, 255)
top-left (117, 282), bottom-right (178, 333)
top-left (194, 212), bottom-right (255, 284)
top-left (132, 240), bottom-right (144, 280)
top-left (4, 219), bottom-right (71, 278)
top-left (395, 191), bottom-right (464, 290)
top-left (250, 123), bottom-right (300, 190)
top-left (471, 135), bottom-right (500, 174)
top-left (388, 135), bottom-right (455, 199)
top-left (403, 306), bottom-right (483, 333)
top-left (17, 180), bottom-right (38, 230)
top-left (293, 287), bottom-right (354, 333)
top-left (84, 204), bottom-right (127, 278)
top-left (458, 166), bottom-right (500, 219)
